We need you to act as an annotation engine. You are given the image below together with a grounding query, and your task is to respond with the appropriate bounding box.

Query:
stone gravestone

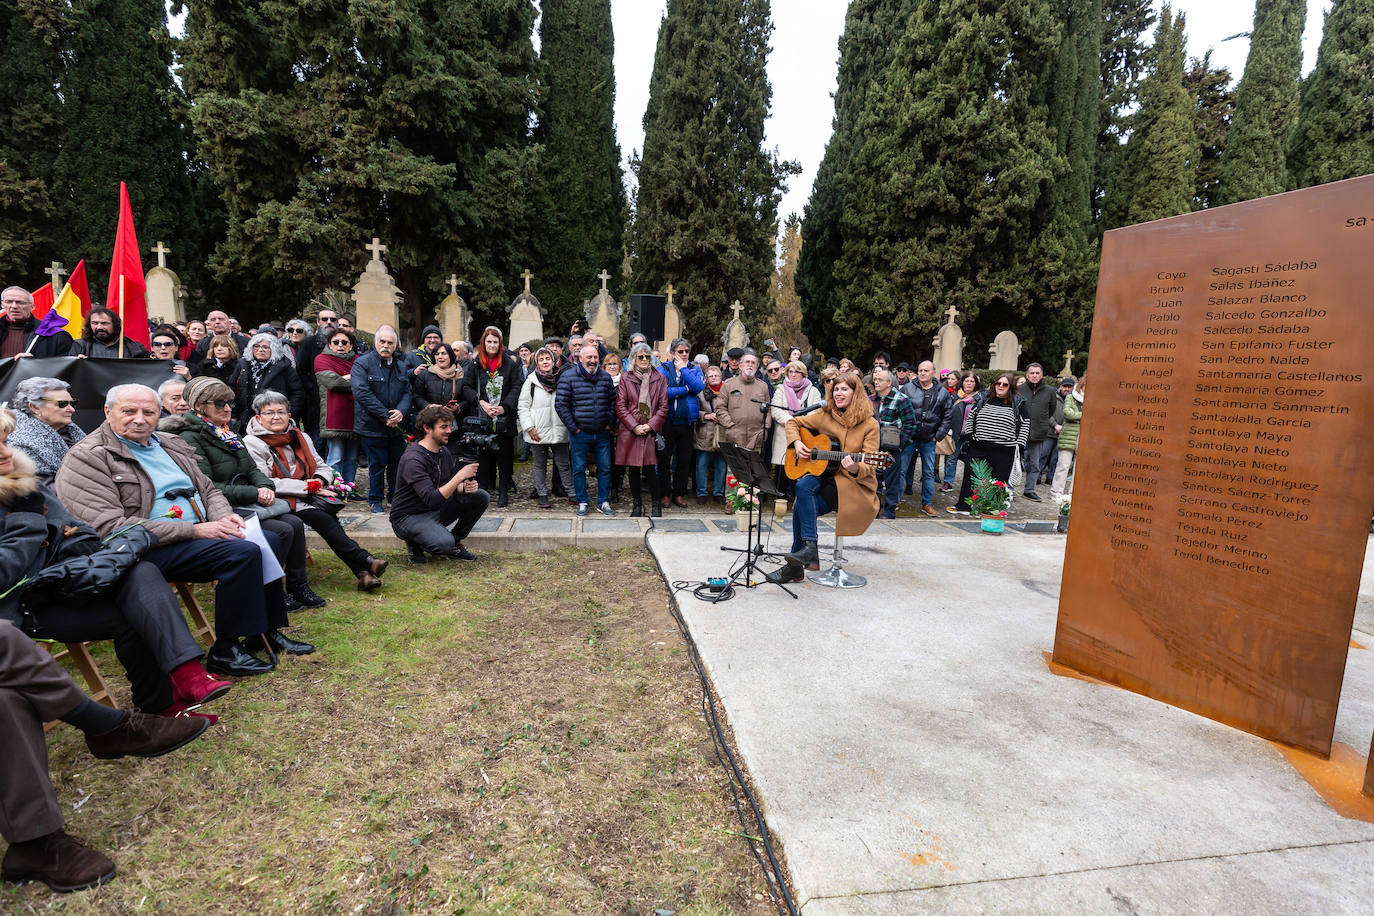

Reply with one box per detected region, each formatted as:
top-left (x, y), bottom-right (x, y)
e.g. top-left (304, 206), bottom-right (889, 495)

top-left (1060, 349), bottom-right (1075, 378)
top-left (585, 269), bottom-right (620, 349)
top-left (721, 299), bottom-right (748, 352)
top-left (987, 329), bottom-right (1021, 371)
top-left (352, 237), bottom-right (402, 334)
top-left (438, 274), bottom-right (471, 345)
top-left (1055, 173), bottom-right (1374, 755)
top-left (145, 242), bottom-right (184, 324)
top-left (652, 283), bottom-right (683, 355)
top-left (508, 269), bottom-right (545, 346)
top-left (931, 304), bottom-right (964, 372)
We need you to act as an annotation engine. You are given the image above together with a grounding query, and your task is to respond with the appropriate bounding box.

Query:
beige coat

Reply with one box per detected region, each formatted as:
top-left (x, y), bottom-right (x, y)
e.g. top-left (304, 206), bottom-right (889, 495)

top-left (785, 408), bottom-right (881, 537)
top-left (715, 375), bottom-right (771, 450)
top-left (54, 422), bottom-right (234, 542)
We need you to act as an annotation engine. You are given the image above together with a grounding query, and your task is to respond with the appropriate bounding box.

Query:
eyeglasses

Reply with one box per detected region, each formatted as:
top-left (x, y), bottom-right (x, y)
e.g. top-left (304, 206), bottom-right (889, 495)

top-left (288, 328), bottom-right (306, 334)
top-left (42, 397), bottom-right (76, 408)
top-left (331, 339), bottom-right (351, 347)
top-left (258, 409), bottom-right (289, 418)
top-left (2, 298), bottom-right (30, 305)
top-left (206, 399), bottom-right (233, 410)
top-left (318, 316), bottom-right (337, 324)
top-left (995, 382), bottom-right (1010, 388)
top-left (635, 354), bottom-right (652, 361)
top-left (152, 340), bottom-right (177, 348)
top-left (675, 348), bottom-right (690, 355)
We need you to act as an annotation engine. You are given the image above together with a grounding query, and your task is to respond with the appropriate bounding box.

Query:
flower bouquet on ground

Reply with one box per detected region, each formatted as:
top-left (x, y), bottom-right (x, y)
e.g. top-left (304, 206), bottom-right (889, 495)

top-left (966, 459), bottom-right (1010, 520)
top-left (724, 473), bottom-right (760, 514)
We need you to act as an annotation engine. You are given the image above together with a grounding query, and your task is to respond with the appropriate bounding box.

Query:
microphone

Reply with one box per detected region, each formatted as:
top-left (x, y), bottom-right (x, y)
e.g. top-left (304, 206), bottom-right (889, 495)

top-left (791, 400), bottom-right (826, 417)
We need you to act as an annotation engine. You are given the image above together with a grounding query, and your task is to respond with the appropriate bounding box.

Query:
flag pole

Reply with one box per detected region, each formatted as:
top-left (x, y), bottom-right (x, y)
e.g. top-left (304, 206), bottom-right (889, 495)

top-left (118, 275), bottom-right (126, 358)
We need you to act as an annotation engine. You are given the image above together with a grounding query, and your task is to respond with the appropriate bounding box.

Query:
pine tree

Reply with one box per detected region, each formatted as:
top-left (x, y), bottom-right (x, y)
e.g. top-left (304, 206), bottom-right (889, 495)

top-left (1287, 0), bottom-right (1374, 188)
top-left (762, 214), bottom-right (807, 352)
top-left (632, 0), bottom-right (797, 351)
top-left (0, 0), bottom-right (68, 285)
top-left (534, 0), bottom-right (625, 337)
top-left (181, 0), bottom-right (538, 333)
top-left (1184, 51), bottom-right (1235, 209)
top-left (52, 0), bottom-right (197, 301)
top-left (1113, 6), bottom-right (1197, 225)
top-left (1095, 0), bottom-right (1155, 225)
top-left (796, 0), bottom-right (914, 356)
top-left (829, 0), bottom-right (1065, 363)
top-left (1216, 0), bottom-right (1305, 203)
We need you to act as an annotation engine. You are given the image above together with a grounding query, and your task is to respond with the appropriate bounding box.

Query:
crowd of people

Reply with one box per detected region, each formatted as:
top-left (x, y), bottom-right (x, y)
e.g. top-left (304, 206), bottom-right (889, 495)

top-left (0, 283), bottom-right (1085, 892)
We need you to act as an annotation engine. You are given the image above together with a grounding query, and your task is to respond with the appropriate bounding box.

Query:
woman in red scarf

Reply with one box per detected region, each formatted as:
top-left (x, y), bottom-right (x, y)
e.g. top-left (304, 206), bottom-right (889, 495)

top-left (459, 326), bottom-right (523, 507)
top-left (244, 391), bottom-right (389, 591)
top-left (314, 328), bottom-right (360, 498)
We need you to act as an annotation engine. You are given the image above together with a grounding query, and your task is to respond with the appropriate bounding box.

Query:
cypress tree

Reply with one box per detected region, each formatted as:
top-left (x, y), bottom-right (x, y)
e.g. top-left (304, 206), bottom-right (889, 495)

top-left (632, 0), bottom-right (797, 350)
top-left (1287, 0), bottom-right (1374, 188)
top-left (829, 0), bottom-right (1064, 363)
top-left (181, 0), bottom-right (538, 332)
top-left (0, 0), bottom-right (68, 284)
top-left (796, 0), bottom-right (914, 356)
top-left (1184, 51), bottom-right (1235, 209)
top-left (1095, 0), bottom-right (1155, 225)
top-left (1113, 5), bottom-right (1197, 225)
top-left (1216, 0), bottom-right (1305, 204)
top-left (52, 0), bottom-right (196, 300)
top-left (534, 0), bottom-right (626, 336)
top-left (762, 213), bottom-right (807, 351)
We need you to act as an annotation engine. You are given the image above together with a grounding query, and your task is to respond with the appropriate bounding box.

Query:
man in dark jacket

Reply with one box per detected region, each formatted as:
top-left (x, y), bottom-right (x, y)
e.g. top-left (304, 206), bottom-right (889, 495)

top-left (293, 308), bottom-right (339, 447)
top-left (389, 405), bottom-right (488, 564)
top-left (899, 360), bottom-right (954, 516)
top-left (69, 308), bottom-right (150, 359)
top-left (0, 287), bottom-right (72, 359)
top-left (1015, 363), bottom-right (1057, 502)
top-left (186, 310), bottom-right (249, 374)
top-left (351, 325), bottom-right (412, 513)
top-left (554, 342), bottom-right (617, 517)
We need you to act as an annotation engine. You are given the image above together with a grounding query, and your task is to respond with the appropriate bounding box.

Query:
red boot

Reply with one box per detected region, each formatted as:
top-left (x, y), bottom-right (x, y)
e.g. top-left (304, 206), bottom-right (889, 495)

top-left (168, 660), bottom-right (231, 709)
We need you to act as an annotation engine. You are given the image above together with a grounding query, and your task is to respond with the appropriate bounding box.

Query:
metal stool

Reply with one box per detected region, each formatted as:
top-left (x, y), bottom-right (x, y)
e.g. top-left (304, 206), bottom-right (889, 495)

top-left (809, 534), bottom-right (866, 588)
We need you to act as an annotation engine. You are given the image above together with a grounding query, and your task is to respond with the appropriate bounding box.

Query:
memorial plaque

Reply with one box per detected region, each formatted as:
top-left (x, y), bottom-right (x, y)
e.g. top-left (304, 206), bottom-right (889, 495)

top-left (1054, 175), bottom-right (1374, 755)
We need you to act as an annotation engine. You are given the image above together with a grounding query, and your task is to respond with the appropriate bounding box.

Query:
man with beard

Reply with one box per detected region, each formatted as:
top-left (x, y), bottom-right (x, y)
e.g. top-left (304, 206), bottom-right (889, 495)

top-left (715, 350), bottom-right (770, 453)
top-left (0, 287), bottom-right (72, 359)
top-left (389, 405), bottom-right (488, 564)
top-left (69, 308), bottom-right (149, 359)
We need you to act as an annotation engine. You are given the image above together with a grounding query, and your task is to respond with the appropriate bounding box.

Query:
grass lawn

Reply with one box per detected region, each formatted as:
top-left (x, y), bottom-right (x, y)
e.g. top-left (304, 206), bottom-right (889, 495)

top-left (3, 547), bottom-right (776, 914)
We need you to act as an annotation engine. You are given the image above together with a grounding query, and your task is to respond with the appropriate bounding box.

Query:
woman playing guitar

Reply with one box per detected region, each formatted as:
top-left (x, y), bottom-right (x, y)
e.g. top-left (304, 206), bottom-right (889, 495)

top-left (768, 370), bottom-right (882, 584)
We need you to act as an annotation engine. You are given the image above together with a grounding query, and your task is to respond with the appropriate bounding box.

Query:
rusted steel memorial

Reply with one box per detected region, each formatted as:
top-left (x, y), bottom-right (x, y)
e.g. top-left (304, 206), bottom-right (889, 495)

top-left (1055, 176), bottom-right (1374, 756)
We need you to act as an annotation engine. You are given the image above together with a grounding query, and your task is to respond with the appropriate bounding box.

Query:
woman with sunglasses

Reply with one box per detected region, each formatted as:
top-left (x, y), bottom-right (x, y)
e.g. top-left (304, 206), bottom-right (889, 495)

top-left (949, 373), bottom-right (1027, 516)
top-left (149, 325), bottom-right (191, 380)
top-left (5, 377), bottom-right (86, 485)
top-left (314, 328), bottom-right (362, 497)
top-left (615, 342), bottom-right (668, 517)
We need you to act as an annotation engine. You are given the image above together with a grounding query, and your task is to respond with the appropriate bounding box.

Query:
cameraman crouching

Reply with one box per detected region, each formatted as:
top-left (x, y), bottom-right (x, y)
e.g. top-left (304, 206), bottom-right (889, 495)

top-left (389, 405), bottom-right (490, 564)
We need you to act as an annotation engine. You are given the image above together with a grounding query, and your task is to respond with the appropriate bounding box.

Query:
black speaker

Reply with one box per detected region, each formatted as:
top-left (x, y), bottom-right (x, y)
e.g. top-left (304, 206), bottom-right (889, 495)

top-left (629, 294), bottom-right (666, 341)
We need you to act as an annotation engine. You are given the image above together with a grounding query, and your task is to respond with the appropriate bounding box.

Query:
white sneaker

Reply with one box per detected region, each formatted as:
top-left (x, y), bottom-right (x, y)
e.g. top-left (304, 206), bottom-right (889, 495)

top-left (576, 503), bottom-right (589, 517)
top-left (598, 502), bottom-right (615, 517)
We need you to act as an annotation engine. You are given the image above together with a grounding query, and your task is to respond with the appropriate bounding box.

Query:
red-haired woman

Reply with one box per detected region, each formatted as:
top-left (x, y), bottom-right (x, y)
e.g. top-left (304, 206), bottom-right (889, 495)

top-left (460, 326), bottom-right (523, 507)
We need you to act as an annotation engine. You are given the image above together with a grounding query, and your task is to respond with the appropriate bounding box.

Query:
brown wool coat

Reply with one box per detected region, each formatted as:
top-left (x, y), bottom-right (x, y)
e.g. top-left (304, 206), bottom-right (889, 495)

top-left (715, 375), bottom-right (771, 450)
top-left (785, 409), bottom-right (881, 537)
top-left (614, 369), bottom-right (667, 467)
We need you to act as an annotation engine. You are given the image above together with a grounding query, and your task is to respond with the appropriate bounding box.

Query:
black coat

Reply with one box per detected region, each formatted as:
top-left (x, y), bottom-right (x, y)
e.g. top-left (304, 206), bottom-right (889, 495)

top-left (460, 353), bottom-right (522, 431)
top-left (236, 356), bottom-right (306, 424)
top-left (413, 369), bottom-right (463, 413)
top-left (0, 316), bottom-right (72, 358)
top-left (194, 357), bottom-right (240, 388)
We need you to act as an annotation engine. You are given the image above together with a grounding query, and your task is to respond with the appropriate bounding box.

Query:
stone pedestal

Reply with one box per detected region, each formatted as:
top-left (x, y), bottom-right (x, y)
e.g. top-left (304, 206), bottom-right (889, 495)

top-left (352, 238), bottom-right (401, 334)
top-left (988, 330), bottom-right (1021, 371)
top-left (145, 242), bottom-right (184, 324)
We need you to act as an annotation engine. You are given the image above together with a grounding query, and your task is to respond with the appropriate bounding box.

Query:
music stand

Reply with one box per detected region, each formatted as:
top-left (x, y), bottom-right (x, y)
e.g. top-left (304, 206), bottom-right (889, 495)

top-left (718, 443), bottom-right (796, 598)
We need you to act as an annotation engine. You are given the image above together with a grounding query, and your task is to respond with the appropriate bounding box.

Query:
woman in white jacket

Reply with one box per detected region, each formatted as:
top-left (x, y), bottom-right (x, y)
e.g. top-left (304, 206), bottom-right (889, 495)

top-left (769, 360), bottom-right (822, 515)
top-left (518, 347), bottom-right (572, 509)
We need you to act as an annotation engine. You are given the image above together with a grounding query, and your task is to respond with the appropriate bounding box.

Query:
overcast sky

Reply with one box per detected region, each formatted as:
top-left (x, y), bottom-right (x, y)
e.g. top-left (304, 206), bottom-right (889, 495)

top-left (613, 0), bottom-right (1334, 228)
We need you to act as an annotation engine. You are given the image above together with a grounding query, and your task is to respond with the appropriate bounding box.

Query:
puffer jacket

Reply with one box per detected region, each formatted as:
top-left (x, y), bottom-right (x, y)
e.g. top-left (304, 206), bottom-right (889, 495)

top-left (162, 412), bottom-right (274, 507)
top-left (55, 421), bottom-right (234, 542)
top-left (1058, 392), bottom-right (1083, 452)
top-left (658, 362), bottom-right (704, 425)
top-left (555, 362), bottom-right (617, 434)
top-left (350, 350), bottom-right (413, 438)
top-left (518, 374), bottom-right (569, 445)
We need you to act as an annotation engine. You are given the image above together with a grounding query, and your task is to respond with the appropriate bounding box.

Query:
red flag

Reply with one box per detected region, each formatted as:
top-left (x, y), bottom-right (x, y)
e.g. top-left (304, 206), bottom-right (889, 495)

top-left (69, 259), bottom-right (91, 315)
top-left (31, 283), bottom-right (54, 318)
top-left (105, 182), bottom-right (150, 346)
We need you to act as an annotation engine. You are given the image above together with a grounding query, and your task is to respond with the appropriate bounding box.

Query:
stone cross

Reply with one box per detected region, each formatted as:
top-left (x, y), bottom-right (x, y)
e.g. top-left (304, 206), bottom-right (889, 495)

top-left (521, 269), bottom-right (533, 294)
top-left (598, 269), bottom-right (611, 291)
top-left (731, 300), bottom-right (743, 322)
top-left (666, 282), bottom-right (676, 305)
top-left (47, 261), bottom-right (66, 291)
top-left (1061, 349), bottom-right (1076, 377)
top-left (153, 242), bottom-right (171, 269)
top-left (448, 274), bottom-right (460, 297)
top-left (366, 237), bottom-right (387, 262)
top-left (945, 304), bottom-right (959, 324)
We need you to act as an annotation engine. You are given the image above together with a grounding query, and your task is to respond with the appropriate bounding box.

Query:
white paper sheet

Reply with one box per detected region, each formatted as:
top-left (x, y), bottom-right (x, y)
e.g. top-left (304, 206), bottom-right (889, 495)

top-left (241, 513), bottom-right (286, 585)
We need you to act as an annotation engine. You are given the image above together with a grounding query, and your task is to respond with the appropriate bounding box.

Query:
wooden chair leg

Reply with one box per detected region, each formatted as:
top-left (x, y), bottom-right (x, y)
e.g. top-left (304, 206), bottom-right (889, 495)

top-left (173, 581), bottom-right (215, 648)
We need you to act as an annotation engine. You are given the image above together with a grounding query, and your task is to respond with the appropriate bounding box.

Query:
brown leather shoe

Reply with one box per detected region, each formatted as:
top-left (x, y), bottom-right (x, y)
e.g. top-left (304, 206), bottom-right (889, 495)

top-left (673, 495), bottom-right (688, 508)
top-left (85, 710), bottom-right (209, 760)
top-left (2, 830), bottom-right (116, 893)
top-left (661, 495), bottom-right (671, 508)
top-left (922, 504), bottom-right (937, 517)
top-left (356, 570), bottom-right (382, 592)
top-left (366, 555), bottom-right (389, 577)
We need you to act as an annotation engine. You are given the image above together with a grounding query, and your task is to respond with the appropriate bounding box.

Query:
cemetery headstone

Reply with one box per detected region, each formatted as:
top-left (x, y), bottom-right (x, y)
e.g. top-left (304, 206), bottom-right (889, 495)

top-left (509, 269), bottom-right (545, 346)
top-left (722, 299), bottom-right (748, 352)
top-left (438, 274), bottom-right (471, 345)
top-left (1055, 174), bottom-right (1374, 755)
top-left (988, 329), bottom-right (1021, 371)
top-left (352, 237), bottom-right (402, 334)
top-left (654, 283), bottom-right (683, 355)
top-left (145, 242), bottom-right (184, 324)
top-left (586, 269), bottom-right (620, 349)
top-left (932, 304), bottom-right (964, 372)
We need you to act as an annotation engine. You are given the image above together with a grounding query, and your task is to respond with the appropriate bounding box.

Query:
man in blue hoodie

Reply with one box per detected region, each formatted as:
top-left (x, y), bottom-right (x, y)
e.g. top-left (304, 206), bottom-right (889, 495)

top-left (656, 338), bottom-right (704, 508)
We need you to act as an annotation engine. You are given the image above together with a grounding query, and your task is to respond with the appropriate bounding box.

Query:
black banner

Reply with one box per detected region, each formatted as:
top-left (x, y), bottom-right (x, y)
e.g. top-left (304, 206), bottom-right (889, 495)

top-left (0, 356), bottom-right (181, 433)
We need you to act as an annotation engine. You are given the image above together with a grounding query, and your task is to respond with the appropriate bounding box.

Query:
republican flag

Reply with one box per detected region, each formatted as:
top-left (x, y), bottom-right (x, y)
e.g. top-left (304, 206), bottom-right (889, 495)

top-left (30, 283), bottom-right (54, 318)
top-left (105, 182), bottom-right (150, 346)
top-left (47, 259), bottom-right (90, 338)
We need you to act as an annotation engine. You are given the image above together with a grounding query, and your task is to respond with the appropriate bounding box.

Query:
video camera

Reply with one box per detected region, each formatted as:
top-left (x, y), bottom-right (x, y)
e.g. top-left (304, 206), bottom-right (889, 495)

top-left (450, 415), bottom-right (504, 464)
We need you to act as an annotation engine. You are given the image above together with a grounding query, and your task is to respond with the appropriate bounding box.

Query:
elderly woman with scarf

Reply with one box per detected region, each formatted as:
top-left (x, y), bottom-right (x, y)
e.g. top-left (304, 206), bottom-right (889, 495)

top-left (615, 342), bottom-right (668, 518)
top-left (6, 377), bottom-right (86, 485)
top-left (244, 391), bottom-right (389, 591)
top-left (693, 364), bottom-right (727, 504)
top-left (518, 346), bottom-right (571, 509)
top-left (412, 343), bottom-right (463, 414)
top-left (769, 360), bottom-right (821, 510)
top-left (163, 377), bottom-right (326, 627)
top-left (459, 326), bottom-right (522, 508)
top-left (235, 332), bottom-right (305, 428)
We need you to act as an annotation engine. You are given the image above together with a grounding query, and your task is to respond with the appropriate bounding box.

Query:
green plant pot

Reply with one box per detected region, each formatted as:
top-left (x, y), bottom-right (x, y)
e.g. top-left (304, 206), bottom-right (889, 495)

top-left (980, 517), bottom-right (1005, 534)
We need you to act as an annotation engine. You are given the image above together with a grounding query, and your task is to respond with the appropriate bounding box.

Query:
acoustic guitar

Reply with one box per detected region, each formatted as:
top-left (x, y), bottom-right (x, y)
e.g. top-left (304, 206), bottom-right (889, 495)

top-left (784, 426), bottom-right (895, 480)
